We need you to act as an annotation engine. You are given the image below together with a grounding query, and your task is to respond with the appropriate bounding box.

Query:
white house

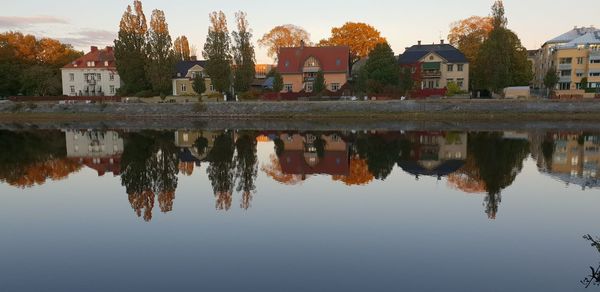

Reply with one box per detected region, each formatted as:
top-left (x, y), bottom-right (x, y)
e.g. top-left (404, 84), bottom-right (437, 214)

top-left (61, 46), bottom-right (121, 97)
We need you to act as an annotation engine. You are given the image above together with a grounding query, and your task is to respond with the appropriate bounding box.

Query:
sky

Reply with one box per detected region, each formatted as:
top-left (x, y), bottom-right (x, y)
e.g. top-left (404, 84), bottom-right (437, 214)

top-left (1, 0), bottom-right (599, 63)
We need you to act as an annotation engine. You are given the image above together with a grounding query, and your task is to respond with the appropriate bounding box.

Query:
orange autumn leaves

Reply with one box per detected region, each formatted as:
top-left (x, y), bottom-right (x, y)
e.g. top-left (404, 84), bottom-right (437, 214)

top-left (2, 159), bottom-right (82, 188)
top-left (332, 156), bottom-right (374, 186)
top-left (448, 16), bottom-right (493, 64)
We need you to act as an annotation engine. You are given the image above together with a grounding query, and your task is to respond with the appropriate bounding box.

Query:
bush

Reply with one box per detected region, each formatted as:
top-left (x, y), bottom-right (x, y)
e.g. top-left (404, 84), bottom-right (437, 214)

top-left (446, 82), bottom-right (467, 97)
top-left (134, 90), bottom-right (156, 98)
top-left (238, 89), bottom-right (263, 101)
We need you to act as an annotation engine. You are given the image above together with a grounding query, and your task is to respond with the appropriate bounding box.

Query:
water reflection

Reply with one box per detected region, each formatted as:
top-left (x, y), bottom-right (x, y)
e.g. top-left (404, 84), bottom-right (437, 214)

top-left (1, 129), bottom-right (599, 222)
top-left (582, 235), bottom-right (600, 288)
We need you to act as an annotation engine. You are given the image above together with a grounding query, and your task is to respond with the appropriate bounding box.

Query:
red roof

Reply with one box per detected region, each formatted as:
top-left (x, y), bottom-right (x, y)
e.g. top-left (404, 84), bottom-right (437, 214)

top-left (278, 150), bottom-right (350, 176)
top-left (277, 46), bottom-right (350, 74)
top-left (62, 46), bottom-right (116, 69)
top-left (69, 155), bottom-right (121, 177)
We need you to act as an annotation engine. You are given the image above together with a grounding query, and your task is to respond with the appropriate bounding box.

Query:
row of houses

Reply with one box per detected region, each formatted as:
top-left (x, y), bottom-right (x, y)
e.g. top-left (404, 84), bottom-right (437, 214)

top-left (60, 41), bottom-right (470, 98)
top-left (531, 26), bottom-right (600, 97)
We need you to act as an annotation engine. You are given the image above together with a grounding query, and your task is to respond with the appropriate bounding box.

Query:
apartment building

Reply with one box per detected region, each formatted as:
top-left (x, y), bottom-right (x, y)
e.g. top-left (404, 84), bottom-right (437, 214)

top-left (533, 26), bottom-right (600, 96)
top-left (61, 46), bottom-right (121, 97)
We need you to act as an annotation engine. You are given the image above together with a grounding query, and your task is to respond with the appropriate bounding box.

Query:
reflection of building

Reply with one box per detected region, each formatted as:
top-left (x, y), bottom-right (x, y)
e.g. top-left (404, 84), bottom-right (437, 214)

top-left (175, 131), bottom-right (221, 174)
top-left (277, 43), bottom-right (350, 93)
top-left (399, 132), bottom-right (467, 179)
top-left (545, 133), bottom-right (600, 189)
top-left (277, 133), bottom-right (350, 177)
top-left (64, 130), bottom-right (123, 176)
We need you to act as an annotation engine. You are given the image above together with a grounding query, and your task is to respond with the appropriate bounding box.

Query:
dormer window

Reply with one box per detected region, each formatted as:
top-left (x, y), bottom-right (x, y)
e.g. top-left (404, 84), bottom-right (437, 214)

top-left (304, 57), bottom-right (320, 68)
top-left (104, 61), bottom-right (109, 67)
top-left (336, 59), bottom-right (341, 66)
top-left (285, 60), bottom-right (290, 68)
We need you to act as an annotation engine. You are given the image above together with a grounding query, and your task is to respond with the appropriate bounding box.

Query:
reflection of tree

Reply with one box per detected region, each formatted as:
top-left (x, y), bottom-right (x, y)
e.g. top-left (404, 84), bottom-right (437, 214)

top-left (0, 130), bottom-right (80, 187)
top-left (332, 155), bottom-right (374, 186)
top-left (207, 132), bottom-right (235, 211)
top-left (235, 133), bottom-right (258, 210)
top-left (355, 134), bottom-right (406, 180)
top-left (582, 235), bottom-right (600, 288)
top-left (120, 131), bottom-right (179, 221)
top-left (261, 154), bottom-right (304, 185)
top-left (467, 132), bottom-right (530, 219)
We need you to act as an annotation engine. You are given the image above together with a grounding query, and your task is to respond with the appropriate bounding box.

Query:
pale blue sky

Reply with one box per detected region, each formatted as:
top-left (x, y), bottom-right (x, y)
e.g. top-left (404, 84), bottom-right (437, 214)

top-left (1, 0), bottom-right (598, 63)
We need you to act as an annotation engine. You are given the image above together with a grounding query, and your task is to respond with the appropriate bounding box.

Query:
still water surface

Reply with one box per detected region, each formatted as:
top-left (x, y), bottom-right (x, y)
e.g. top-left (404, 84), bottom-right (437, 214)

top-left (1, 129), bottom-right (600, 291)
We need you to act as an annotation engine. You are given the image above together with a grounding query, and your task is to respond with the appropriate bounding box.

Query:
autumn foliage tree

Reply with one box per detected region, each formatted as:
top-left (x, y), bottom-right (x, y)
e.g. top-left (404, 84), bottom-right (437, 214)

top-left (203, 11), bottom-right (233, 94)
top-left (319, 22), bottom-right (386, 68)
top-left (145, 9), bottom-right (175, 97)
top-left (258, 24), bottom-right (311, 60)
top-left (173, 35), bottom-right (191, 61)
top-left (231, 11), bottom-right (256, 93)
top-left (448, 16), bottom-right (493, 65)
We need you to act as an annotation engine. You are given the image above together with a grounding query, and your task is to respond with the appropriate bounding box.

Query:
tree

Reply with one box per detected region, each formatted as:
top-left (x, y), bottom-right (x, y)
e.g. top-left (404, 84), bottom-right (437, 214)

top-left (192, 74), bottom-right (206, 95)
top-left (234, 133), bottom-right (258, 210)
top-left (313, 70), bottom-right (326, 94)
top-left (206, 132), bottom-right (235, 211)
top-left (474, 1), bottom-right (532, 92)
top-left (272, 69), bottom-right (284, 92)
top-left (398, 67), bottom-right (414, 95)
top-left (544, 67), bottom-right (559, 96)
top-left (580, 77), bottom-right (589, 91)
top-left (114, 0), bottom-right (150, 95)
top-left (448, 16), bottom-right (493, 64)
top-left (173, 36), bottom-right (191, 61)
top-left (258, 25), bottom-right (310, 60)
top-left (231, 11), bottom-right (256, 93)
top-left (203, 11), bottom-right (232, 94)
top-left (21, 65), bottom-right (62, 96)
top-left (145, 9), bottom-right (175, 96)
top-left (318, 22), bottom-right (386, 68)
top-left (361, 42), bottom-right (399, 94)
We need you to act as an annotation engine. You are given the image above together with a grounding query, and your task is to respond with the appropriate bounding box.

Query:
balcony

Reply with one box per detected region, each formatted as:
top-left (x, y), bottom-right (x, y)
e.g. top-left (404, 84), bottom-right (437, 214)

top-left (559, 76), bottom-right (572, 83)
top-left (422, 70), bottom-right (442, 78)
top-left (558, 63), bottom-right (572, 70)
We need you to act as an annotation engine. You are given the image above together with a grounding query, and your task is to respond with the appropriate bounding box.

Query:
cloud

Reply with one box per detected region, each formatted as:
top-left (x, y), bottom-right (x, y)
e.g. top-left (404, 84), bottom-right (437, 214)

top-left (58, 29), bottom-right (117, 49)
top-left (0, 15), bottom-right (68, 28)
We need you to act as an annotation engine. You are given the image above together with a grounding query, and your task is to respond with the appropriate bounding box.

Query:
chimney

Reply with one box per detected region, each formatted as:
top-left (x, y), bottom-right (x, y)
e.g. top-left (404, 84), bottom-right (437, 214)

top-left (190, 55), bottom-right (197, 61)
top-left (418, 40), bottom-right (421, 46)
top-left (300, 40), bottom-right (305, 49)
top-left (90, 46), bottom-right (98, 52)
top-left (440, 39), bottom-right (445, 44)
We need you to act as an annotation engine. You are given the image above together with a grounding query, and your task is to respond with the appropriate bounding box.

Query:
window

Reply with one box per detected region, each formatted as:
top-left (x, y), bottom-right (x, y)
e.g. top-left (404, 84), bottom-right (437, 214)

top-left (576, 72), bottom-right (584, 77)
top-left (331, 83), bottom-right (340, 91)
top-left (181, 84), bottom-right (187, 92)
top-left (110, 85), bottom-right (115, 94)
top-left (104, 61), bottom-right (109, 66)
top-left (457, 78), bottom-right (464, 88)
top-left (69, 73), bottom-right (74, 81)
top-left (447, 79), bottom-right (454, 84)
top-left (97, 73), bottom-right (101, 81)
top-left (284, 84), bottom-right (293, 92)
top-left (577, 57), bottom-right (584, 64)
top-left (209, 84), bottom-right (215, 92)
top-left (447, 64), bottom-right (454, 72)
top-left (559, 58), bottom-right (572, 64)
top-left (109, 73), bottom-right (115, 81)
top-left (70, 86), bottom-right (75, 94)
top-left (591, 59), bottom-right (600, 64)
top-left (559, 82), bottom-right (571, 90)
top-left (457, 64), bottom-right (464, 71)
top-left (560, 70), bottom-right (571, 77)
top-left (336, 59), bottom-right (341, 66)
top-left (305, 82), bottom-right (313, 92)
top-left (590, 72), bottom-right (600, 77)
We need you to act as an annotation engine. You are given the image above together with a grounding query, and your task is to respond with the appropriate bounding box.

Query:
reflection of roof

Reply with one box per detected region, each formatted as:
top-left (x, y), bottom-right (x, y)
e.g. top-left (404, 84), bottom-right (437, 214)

top-left (399, 44), bottom-right (468, 64)
top-left (279, 150), bottom-right (350, 176)
top-left (69, 155), bottom-right (121, 176)
top-left (277, 46), bottom-right (350, 74)
top-left (543, 171), bottom-right (600, 190)
top-left (398, 160), bottom-right (465, 177)
top-left (179, 148), bottom-right (202, 165)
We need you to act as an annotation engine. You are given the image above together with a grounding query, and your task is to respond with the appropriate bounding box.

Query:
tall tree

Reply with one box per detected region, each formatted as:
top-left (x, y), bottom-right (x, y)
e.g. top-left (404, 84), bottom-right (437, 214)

top-left (192, 74), bottom-right (206, 95)
top-left (318, 22), bottom-right (386, 68)
top-left (473, 1), bottom-right (532, 92)
top-left (202, 11), bottom-right (232, 94)
top-left (207, 132), bottom-right (235, 211)
top-left (258, 25), bottom-right (310, 60)
top-left (114, 0), bottom-right (150, 95)
top-left (173, 36), bottom-right (191, 61)
top-left (234, 133), bottom-right (258, 210)
top-left (360, 42), bottom-right (399, 94)
top-left (231, 11), bottom-right (256, 93)
top-left (145, 9), bottom-right (175, 96)
top-left (313, 70), bottom-right (326, 93)
top-left (272, 69), bottom-right (284, 92)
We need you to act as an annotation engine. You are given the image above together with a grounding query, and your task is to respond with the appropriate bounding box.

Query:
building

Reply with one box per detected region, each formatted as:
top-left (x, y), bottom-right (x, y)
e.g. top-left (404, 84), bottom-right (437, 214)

top-left (398, 132), bottom-right (468, 179)
top-left (533, 26), bottom-right (600, 96)
top-left (64, 130), bottom-right (124, 176)
top-left (398, 41), bottom-right (469, 97)
top-left (172, 59), bottom-right (217, 96)
top-left (277, 43), bottom-right (350, 93)
top-left (61, 46), bottom-right (121, 97)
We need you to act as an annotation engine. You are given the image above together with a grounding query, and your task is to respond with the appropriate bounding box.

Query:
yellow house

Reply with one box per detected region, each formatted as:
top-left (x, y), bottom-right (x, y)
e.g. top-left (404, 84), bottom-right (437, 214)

top-left (172, 60), bottom-right (217, 96)
top-left (277, 44), bottom-right (350, 93)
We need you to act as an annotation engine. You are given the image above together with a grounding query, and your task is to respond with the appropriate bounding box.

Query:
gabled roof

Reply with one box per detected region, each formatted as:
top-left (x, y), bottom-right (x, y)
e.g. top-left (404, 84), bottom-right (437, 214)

top-left (277, 46), bottom-right (350, 74)
top-left (398, 44), bottom-right (468, 65)
top-left (545, 26), bottom-right (599, 45)
top-left (62, 46), bottom-right (116, 69)
top-left (175, 60), bottom-right (207, 78)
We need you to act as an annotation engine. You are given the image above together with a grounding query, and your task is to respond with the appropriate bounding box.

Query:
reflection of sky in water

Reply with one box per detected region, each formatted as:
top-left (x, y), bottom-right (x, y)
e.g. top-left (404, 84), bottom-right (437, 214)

top-left (1, 132), bottom-right (600, 291)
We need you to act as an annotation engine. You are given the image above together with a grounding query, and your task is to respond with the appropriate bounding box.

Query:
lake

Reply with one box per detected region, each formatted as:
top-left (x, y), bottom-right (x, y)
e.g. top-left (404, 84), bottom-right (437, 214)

top-left (1, 128), bottom-right (600, 291)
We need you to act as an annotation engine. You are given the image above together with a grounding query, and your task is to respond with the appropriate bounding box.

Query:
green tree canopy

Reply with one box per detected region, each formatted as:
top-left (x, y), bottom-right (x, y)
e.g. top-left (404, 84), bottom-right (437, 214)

top-left (192, 74), bottom-right (206, 95)
top-left (360, 42), bottom-right (399, 94)
top-left (203, 11), bottom-right (232, 94)
top-left (313, 70), bottom-right (326, 93)
top-left (145, 9), bottom-right (175, 96)
top-left (232, 12), bottom-right (256, 93)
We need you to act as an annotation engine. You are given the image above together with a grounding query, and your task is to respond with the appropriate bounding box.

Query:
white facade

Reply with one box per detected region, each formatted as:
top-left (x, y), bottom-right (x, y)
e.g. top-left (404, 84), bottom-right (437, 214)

top-left (61, 68), bottom-right (121, 97)
top-left (65, 130), bottom-right (124, 158)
